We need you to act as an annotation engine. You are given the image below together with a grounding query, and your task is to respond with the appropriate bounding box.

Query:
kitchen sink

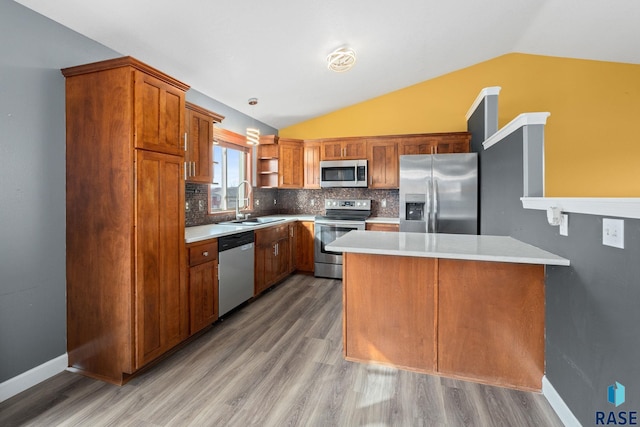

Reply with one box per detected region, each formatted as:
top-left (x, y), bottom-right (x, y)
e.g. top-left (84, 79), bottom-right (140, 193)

top-left (220, 217), bottom-right (286, 226)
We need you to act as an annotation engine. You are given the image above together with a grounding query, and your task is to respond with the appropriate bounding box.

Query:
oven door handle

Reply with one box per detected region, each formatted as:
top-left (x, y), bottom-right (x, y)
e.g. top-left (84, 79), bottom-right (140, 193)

top-left (315, 220), bottom-right (366, 227)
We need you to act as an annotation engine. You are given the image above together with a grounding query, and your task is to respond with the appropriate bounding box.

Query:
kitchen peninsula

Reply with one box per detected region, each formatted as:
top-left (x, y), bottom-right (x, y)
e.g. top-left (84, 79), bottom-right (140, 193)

top-left (326, 231), bottom-right (569, 391)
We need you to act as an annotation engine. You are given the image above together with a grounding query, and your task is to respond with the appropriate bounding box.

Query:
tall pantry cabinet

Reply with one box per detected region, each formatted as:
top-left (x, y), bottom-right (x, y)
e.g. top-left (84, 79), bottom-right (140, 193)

top-left (62, 57), bottom-right (190, 384)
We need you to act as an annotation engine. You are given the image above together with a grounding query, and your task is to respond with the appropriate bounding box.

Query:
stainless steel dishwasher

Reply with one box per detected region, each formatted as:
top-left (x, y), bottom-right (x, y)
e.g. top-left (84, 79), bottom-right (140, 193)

top-left (218, 231), bottom-right (255, 316)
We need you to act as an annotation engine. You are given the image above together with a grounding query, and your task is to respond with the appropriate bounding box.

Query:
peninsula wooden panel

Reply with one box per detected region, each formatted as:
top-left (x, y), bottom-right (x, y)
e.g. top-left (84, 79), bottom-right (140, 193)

top-left (437, 260), bottom-right (544, 391)
top-left (343, 253), bottom-right (437, 373)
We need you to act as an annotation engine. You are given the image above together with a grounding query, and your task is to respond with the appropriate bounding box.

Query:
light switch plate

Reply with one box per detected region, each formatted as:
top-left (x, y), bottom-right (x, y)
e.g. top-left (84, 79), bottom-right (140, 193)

top-left (603, 218), bottom-right (624, 249)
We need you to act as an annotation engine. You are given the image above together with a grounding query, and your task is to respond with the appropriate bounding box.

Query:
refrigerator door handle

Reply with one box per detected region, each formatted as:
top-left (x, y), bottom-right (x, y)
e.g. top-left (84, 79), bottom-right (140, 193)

top-left (432, 179), bottom-right (438, 232)
top-left (425, 178), bottom-right (432, 233)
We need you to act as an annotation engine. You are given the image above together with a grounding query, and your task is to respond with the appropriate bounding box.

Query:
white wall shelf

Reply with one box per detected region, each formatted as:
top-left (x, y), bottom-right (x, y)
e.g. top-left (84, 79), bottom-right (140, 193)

top-left (521, 197), bottom-right (640, 219)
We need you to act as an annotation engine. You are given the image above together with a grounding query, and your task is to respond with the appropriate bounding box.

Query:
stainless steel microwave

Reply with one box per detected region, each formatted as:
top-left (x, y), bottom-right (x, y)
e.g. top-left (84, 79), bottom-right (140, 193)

top-left (320, 159), bottom-right (368, 188)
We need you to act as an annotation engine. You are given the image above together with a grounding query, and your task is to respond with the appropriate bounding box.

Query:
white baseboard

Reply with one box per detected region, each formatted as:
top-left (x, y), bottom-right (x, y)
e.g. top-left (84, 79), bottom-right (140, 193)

top-left (543, 375), bottom-right (582, 427)
top-left (0, 354), bottom-right (68, 403)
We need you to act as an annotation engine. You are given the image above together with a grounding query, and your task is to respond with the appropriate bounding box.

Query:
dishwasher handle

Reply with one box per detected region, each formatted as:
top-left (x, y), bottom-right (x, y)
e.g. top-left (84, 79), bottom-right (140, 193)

top-left (218, 231), bottom-right (255, 252)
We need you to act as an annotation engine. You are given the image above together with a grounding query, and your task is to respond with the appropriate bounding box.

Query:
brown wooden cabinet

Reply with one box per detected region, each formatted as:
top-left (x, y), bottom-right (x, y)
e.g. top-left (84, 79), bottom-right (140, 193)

top-left (303, 141), bottom-right (321, 189)
top-left (135, 70), bottom-right (187, 156)
top-left (367, 139), bottom-right (399, 189)
top-left (63, 56), bottom-right (189, 384)
top-left (185, 102), bottom-right (224, 183)
top-left (278, 138), bottom-right (304, 188)
top-left (257, 136), bottom-right (303, 188)
top-left (254, 223), bottom-right (292, 295)
top-left (187, 239), bottom-right (219, 335)
top-left (294, 221), bottom-right (315, 272)
top-left (365, 222), bottom-right (399, 232)
top-left (398, 132), bottom-right (471, 155)
top-left (135, 150), bottom-right (189, 368)
top-left (320, 138), bottom-right (367, 160)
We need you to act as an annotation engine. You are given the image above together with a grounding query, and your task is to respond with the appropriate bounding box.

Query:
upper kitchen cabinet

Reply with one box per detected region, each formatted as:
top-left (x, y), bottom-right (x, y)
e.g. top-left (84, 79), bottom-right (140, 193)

top-left (279, 138), bottom-right (304, 188)
top-left (62, 56), bottom-right (189, 384)
top-left (257, 136), bottom-right (304, 188)
top-left (320, 138), bottom-right (367, 160)
top-left (303, 141), bottom-right (321, 189)
top-left (185, 102), bottom-right (224, 183)
top-left (398, 132), bottom-right (471, 155)
top-left (135, 70), bottom-right (187, 156)
top-left (367, 138), bottom-right (399, 189)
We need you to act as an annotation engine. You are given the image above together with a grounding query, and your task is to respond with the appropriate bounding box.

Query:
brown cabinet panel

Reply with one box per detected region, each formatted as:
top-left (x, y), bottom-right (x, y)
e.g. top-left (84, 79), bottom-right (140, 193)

top-left (365, 223), bottom-right (399, 232)
top-left (437, 260), bottom-right (544, 390)
top-left (367, 139), bottom-right (398, 189)
top-left (343, 253), bottom-right (437, 373)
top-left (398, 132), bottom-right (471, 155)
top-left (188, 240), bottom-right (218, 267)
top-left (135, 150), bottom-right (188, 368)
top-left (188, 259), bottom-right (218, 334)
top-left (256, 137), bottom-right (303, 188)
top-left (320, 138), bottom-right (366, 160)
top-left (295, 221), bottom-right (315, 272)
top-left (134, 71), bottom-right (186, 156)
top-left (303, 141), bottom-right (321, 189)
top-left (254, 223), bottom-right (292, 295)
top-left (279, 139), bottom-right (303, 188)
top-left (185, 102), bottom-right (224, 183)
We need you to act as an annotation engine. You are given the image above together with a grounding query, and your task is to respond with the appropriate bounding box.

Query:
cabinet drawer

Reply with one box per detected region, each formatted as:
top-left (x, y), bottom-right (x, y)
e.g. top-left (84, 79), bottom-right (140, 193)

top-left (189, 240), bottom-right (218, 266)
top-left (256, 224), bottom-right (289, 244)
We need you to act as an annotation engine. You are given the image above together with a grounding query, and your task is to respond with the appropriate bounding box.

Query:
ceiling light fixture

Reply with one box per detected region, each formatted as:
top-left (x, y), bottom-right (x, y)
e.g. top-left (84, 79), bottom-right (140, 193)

top-left (246, 98), bottom-right (260, 145)
top-left (327, 47), bottom-right (357, 72)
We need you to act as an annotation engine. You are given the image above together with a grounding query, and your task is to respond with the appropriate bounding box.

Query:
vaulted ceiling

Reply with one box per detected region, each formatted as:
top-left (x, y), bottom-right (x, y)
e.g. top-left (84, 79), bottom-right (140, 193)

top-left (14, 0), bottom-right (640, 129)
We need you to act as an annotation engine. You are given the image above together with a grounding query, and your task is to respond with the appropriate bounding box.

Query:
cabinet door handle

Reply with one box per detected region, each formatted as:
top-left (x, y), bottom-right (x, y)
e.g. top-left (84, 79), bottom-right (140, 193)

top-left (273, 244), bottom-right (277, 256)
top-left (202, 251), bottom-right (209, 257)
top-left (191, 161), bottom-right (196, 177)
top-left (184, 162), bottom-right (188, 180)
top-left (184, 132), bottom-right (188, 151)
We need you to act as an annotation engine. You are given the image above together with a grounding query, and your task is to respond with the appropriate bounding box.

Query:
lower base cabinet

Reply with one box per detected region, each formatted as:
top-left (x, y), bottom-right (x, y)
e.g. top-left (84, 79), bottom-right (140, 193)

top-left (295, 221), bottom-right (315, 272)
top-left (187, 239), bottom-right (219, 335)
top-left (255, 224), bottom-right (292, 295)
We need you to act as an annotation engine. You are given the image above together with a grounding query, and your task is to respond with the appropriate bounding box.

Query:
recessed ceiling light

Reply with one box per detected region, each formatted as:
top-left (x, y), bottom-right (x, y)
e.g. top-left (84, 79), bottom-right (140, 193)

top-left (327, 47), bottom-right (356, 72)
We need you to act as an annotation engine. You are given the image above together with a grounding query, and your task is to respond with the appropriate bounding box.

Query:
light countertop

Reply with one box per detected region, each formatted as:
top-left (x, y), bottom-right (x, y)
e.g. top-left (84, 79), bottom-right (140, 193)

top-left (185, 215), bottom-right (315, 243)
top-left (326, 230), bottom-right (570, 266)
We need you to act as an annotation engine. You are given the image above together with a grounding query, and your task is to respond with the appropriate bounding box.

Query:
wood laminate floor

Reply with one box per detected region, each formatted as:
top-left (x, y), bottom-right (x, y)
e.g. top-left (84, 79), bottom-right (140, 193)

top-left (0, 274), bottom-right (564, 427)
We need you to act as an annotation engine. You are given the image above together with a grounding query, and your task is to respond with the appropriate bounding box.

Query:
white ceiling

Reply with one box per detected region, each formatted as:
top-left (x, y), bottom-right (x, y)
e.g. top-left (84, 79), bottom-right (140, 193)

top-left (14, 0), bottom-right (640, 129)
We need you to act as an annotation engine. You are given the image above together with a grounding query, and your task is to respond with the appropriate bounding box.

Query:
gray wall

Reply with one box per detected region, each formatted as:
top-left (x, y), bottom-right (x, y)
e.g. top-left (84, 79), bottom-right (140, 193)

top-left (474, 122), bottom-right (640, 424)
top-left (0, 0), bottom-right (272, 383)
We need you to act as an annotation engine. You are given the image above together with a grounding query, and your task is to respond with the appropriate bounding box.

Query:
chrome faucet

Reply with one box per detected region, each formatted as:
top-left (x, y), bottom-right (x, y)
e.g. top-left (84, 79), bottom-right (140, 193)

top-left (235, 180), bottom-right (253, 220)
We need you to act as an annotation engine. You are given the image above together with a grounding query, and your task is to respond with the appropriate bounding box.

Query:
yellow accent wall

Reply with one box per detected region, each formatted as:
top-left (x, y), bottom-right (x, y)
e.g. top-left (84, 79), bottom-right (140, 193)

top-left (280, 53), bottom-right (640, 197)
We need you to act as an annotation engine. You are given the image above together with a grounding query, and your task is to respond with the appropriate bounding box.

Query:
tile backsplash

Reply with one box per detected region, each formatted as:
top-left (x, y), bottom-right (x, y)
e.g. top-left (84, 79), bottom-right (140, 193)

top-left (185, 183), bottom-right (399, 227)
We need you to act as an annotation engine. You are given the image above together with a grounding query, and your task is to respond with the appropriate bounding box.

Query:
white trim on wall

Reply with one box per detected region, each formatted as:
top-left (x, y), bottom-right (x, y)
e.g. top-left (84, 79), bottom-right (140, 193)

top-left (543, 376), bottom-right (582, 427)
top-left (482, 112), bottom-right (550, 150)
top-left (465, 86), bottom-right (501, 120)
top-left (522, 197), bottom-right (640, 220)
top-left (0, 354), bottom-right (68, 403)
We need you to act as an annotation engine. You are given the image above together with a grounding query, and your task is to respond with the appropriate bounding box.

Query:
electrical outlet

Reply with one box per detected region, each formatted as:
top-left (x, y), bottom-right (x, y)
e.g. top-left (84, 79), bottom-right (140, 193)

top-left (311, 199), bottom-right (315, 206)
top-left (198, 200), bottom-right (205, 211)
top-left (603, 218), bottom-right (624, 249)
top-left (185, 201), bottom-right (190, 212)
top-left (274, 199), bottom-right (277, 205)
top-left (381, 199), bottom-right (387, 208)
top-left (255, 199), bottom-right (260, 206)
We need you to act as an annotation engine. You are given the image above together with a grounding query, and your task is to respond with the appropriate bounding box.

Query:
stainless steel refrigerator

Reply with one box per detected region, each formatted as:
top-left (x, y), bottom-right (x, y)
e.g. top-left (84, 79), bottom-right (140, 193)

top-left (399, 153), bottom-right (478, 234)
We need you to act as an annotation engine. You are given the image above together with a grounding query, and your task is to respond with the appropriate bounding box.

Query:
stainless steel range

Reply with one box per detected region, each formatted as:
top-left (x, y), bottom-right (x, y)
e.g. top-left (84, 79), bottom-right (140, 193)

top-left (314, 199), bottom-right (371, 279)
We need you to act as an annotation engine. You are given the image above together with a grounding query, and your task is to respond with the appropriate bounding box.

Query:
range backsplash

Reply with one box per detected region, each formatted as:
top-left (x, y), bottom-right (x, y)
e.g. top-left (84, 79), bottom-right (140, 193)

top-left (185, 183), bottom-right (399, 227)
